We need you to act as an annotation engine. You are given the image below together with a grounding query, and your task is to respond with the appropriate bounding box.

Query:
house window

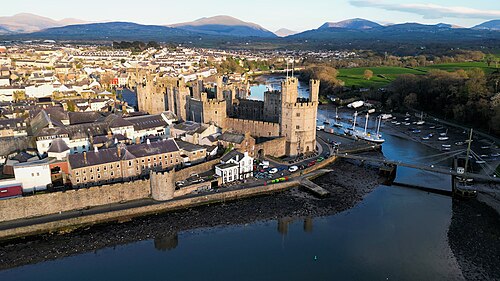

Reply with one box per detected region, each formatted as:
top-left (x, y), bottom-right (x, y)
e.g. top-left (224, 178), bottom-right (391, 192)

top-left (296, 125), bottom-right (300, 129)
top-left (97, 168), bottom-right (100, 172)
top-left (296, 113), bottom-right (300, 117)
top-left (76, 179), bottom-right (80, 183)
top-left (111, 172), bottom-right (114, 176)
top-left (129, 161), bottom-right (132, 167)
top-left (117, 164), bottom-right (120, 168)
top-left (104, 166), bottom-right (107, 171)
top-left (76, 172), bottom-right (79, 176)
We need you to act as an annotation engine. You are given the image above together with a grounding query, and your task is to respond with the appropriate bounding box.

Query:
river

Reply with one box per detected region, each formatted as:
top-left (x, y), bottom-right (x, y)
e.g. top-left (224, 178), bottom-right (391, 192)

top-left (1, 76), bottom-right (497, 280)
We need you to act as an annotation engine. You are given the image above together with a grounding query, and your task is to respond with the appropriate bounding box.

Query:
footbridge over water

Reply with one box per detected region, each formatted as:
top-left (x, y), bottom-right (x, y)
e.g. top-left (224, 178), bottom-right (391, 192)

top-left (334, 153), bottom-right (500, 184)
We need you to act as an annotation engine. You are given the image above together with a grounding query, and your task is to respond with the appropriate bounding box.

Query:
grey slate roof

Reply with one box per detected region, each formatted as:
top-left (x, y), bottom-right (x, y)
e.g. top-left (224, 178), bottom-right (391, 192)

top-left (47, 138), bottom-right (70, 153)
top-left (126, 114), bottom-right (168, 131)
top-left (176, 139), bottom-right (206, 152)
top-left (221, 150), bottom-right (244, 163)
top-left (218, 132), bottom-right (245, 144)
top-left (69, 112), bottom-right (106, 125)
top-left (68, 139), bottom-right (180, 169)
top-left (173, 121), bottom-right (200, 132)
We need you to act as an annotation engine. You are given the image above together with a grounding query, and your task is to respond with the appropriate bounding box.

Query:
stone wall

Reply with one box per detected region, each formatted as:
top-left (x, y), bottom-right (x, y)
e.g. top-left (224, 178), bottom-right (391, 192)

top-left (174, 159), bottom-right (219, 181)
top-left (256, 137), bottom-right (286, 158)
top-left (225, 118), bottom-right (280, 138)
top-left (0, 180), bottom-right (299, 241)
top-left (0, 180), bottom-right (150, 222)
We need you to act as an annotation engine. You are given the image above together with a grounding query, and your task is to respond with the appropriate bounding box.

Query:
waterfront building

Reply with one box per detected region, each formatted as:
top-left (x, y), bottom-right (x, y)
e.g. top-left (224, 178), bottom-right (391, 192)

top-left (68, 139), bottom-right (181, 188)
top-left (13, 160), bottom-right (52, 192)
top-left (215, 150), bottom-right (254, 184)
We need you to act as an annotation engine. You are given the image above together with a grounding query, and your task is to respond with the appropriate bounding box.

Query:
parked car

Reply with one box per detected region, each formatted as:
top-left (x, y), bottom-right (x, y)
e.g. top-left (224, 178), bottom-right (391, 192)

top-left (269, 168), bottom-right (278, 174)
top-left (317, 157), bottom-right (325, 162)
top-left (288, 166), bottom-right (298, 172)
top-left (307, 161), bottom-right (316, 167)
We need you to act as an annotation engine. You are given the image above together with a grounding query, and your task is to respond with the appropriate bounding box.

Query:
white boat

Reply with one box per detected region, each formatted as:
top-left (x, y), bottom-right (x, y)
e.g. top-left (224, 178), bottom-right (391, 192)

top-left (380, 114), bottom-right (393, 120)
top-left (316, 125), bottom-right (325, 131)
top-left (438, 136), bottom-right (449, 141)
top-left (416, 111), bottom-right (425, 125)
top-left (354, 112), bottom-right (385, 144)
top-left (333, 122), bottom-right (343, 128)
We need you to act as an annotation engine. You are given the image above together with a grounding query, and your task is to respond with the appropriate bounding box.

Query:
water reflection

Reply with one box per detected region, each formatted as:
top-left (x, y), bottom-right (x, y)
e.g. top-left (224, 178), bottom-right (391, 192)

top-left (154, 232), bottom-right (178, 252)
top-left (277, 217), bottom-right (314, 235)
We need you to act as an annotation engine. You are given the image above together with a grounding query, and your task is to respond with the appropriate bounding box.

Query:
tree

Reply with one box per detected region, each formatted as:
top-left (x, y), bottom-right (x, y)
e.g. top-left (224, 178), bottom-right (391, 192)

top-left (67, 100), bottom-right (76, 112)
top-left (13, 91), bottom-right (26, 102)
top-left (404, 93), bottom-right (418, 108)
top-left (364, 69), bottom-right (374, 80)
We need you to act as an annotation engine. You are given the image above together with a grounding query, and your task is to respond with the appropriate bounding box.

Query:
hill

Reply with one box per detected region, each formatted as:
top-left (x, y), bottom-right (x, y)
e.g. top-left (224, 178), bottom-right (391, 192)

top-left (18, 22), bottom-right (199, 41)
top-left (318, 18), bottom-right (382, 30)
top-left (0, 13), bottom-right (86, 33)
top-left (275, 28), bottom-right (299, 37)
top-left (171, 15), bottom-right (276, 38)
top-left (473, 20), bottom-right (500, 31)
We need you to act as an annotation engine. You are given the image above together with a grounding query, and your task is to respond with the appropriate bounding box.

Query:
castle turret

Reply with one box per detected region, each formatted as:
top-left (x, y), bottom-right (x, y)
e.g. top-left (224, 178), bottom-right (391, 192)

top-left (310, 79), bottom-right (319, 103)
top-left (216, 75), bottom-right (224, 101)
top-left (281, 77), bottom-right (299, 104)
top-left (279, 79), bottom-right (319, 156)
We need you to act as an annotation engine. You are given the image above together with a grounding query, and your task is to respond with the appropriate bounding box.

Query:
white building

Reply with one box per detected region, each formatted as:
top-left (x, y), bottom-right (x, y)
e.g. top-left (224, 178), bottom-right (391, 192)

top-left (215, 150), bottom-right (253, 184)
top-left (13, 160), bottom-right (52, 192)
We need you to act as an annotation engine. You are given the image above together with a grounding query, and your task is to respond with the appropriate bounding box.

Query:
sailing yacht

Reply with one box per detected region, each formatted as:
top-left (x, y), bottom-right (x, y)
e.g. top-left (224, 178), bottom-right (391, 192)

top-left (333, 107), bottom-right (342, 127)
top-left (416, 111), bottom-right (425, 125)
top-left (346, 111), bottom-right (385, 143)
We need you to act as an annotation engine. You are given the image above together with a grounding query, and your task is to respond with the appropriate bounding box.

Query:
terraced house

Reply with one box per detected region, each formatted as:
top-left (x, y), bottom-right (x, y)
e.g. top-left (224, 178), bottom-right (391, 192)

top-left (68, 139), bottom-right (182, 188)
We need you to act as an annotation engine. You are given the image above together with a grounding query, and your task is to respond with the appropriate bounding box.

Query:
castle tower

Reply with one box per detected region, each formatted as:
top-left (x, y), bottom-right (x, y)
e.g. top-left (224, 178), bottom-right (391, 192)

top-left (279, 78), bottom-right (319, 156)
top-left (216, 75), bottom-right (224, 101)
top-left (280, 77), bottom-right (299, 104)
top-left (192, 76), bottom-right (204, 100)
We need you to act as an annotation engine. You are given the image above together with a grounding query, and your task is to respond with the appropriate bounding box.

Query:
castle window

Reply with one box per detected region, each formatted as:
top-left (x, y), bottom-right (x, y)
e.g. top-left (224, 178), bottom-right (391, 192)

top-left (215, 111), bottom-right (217, 114)
top-left (296, 113), bottom-right (300, 117)
top-left (296, 125), bottom-right (300, 129)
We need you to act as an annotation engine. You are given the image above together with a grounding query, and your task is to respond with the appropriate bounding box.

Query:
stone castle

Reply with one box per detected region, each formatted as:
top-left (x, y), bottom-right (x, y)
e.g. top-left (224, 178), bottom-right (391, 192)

top-left (134, 72), bottom-right (319, 157)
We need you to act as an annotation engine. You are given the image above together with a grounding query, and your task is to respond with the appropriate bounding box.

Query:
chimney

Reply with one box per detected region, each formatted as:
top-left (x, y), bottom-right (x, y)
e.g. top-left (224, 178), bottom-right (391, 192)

top-left (117, 146), bottom-right (121, 158)
top-left (83, 152), bottom-right (87, 164)
top-left (114, 138), bottom-right (118, 144)
top-left (146, 139), bottom-right (151, 145)
top-left (236, 154), bottom-right (239, 162)
top-left (94, 146), bottom-right (98, 153)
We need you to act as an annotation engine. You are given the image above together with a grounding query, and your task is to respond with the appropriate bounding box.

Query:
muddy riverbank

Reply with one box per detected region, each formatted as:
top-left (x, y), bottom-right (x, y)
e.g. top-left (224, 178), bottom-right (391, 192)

top-left (0, 159), bottom-right (384, 271)
top-left (448, 198), bottom-right (500, 281)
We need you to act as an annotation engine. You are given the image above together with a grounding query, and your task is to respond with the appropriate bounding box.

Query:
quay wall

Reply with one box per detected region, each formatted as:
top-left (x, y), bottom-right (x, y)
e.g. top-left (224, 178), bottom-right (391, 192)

top-left (0, 181), bottom-right (150, 222)
top-left (0, 180), bottom-right (299, 241)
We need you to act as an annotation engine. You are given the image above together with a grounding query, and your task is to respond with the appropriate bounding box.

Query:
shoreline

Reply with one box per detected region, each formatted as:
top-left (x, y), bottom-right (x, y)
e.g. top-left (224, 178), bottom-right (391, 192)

top-left (0, 159), bottom-right (384, 270)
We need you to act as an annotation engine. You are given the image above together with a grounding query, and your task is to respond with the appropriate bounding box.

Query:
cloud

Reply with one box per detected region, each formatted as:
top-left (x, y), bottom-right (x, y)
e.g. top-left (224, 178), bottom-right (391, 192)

top-left (349, 0), bottom-right (500, 19)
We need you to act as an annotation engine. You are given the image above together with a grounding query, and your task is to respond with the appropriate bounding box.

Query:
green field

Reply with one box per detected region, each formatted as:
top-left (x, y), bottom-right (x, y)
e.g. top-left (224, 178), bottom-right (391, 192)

top-left (337, 62), bottom-right (498, 88)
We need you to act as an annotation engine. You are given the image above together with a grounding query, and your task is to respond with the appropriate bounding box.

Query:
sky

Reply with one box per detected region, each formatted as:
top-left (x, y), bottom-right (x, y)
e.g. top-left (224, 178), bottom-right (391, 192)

top-left (2, 0), bottom-right (500, 31)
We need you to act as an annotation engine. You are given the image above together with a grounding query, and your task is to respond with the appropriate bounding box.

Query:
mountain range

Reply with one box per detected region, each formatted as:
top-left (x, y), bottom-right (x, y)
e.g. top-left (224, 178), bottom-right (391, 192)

top-left (1, 13), bottom-right (499, 52)
top-left (0, 13), bottom-right (86, 34)
top-left (170, 15), bottom-right (276, 38)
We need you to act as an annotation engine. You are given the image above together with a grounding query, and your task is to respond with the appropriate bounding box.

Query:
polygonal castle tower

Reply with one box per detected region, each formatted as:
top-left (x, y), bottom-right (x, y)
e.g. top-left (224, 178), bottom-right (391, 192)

top-left (279, 77), bottom-right (319, 156)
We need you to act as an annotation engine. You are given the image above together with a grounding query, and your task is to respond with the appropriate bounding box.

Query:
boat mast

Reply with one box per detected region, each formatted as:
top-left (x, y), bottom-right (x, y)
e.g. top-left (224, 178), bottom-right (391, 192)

top-left (376, 116), bottom-right (382, 137)
top-left (464, 128), bottom-right (473, 174)
top-left (364, 112), bottom-right (369, 135)
top-left (335, 107), bottom-right (339, 119)
top-left (353, 111), bottom-right (357, 130)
